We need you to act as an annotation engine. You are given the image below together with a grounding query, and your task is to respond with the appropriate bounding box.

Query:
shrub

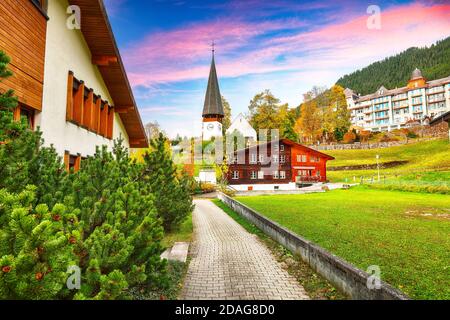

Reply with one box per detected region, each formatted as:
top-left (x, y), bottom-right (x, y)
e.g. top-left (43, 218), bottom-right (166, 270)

top-left (141, 133), bottom-right (194, 232)
top-left (343, 132), bottom-right (356, 144)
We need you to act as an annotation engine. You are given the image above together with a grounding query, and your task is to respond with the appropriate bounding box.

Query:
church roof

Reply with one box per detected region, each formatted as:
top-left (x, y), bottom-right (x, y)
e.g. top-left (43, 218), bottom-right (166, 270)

top-left (202, 54), bottom-right (224, 117)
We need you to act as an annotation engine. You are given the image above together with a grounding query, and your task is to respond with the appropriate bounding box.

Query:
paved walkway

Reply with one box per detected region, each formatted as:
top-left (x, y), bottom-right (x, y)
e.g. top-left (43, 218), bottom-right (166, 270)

top-left (181, 200), bottom-right (309, 300)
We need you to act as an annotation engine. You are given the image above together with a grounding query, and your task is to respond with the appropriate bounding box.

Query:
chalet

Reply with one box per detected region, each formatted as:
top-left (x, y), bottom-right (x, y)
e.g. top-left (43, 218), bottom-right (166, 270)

top-left (0, 0), bottom-right (148, 171)
top-left (226, 139), bottom-right (335, 191)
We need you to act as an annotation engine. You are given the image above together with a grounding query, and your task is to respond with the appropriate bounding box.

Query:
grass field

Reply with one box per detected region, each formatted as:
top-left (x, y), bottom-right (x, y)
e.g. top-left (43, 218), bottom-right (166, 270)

top-left (235, 187), bottom-right (450, 300)
top-left (162, 214), bottom-right (193, 249)
top-left (326, 139), bottom-right (450, 189)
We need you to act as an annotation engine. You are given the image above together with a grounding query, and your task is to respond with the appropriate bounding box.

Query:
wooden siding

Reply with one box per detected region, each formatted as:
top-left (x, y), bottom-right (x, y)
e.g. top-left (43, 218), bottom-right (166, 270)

top-left (227, 140), bottom-right (334, 185)
top-left (227, 142), bottom-right (293, 185)
top-left (0, 0), bottom-right (47, 111)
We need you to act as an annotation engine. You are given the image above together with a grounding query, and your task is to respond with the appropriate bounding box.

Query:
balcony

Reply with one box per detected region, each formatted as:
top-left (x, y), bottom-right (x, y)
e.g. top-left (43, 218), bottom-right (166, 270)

top-left (427, 87), bottom-right (445, 94)
top-left (428, 97), bottom-right (445, 103)
top-left (392, 96), bottom-right (408, 102)
top-left (393, 105), bottom-right (408, 110)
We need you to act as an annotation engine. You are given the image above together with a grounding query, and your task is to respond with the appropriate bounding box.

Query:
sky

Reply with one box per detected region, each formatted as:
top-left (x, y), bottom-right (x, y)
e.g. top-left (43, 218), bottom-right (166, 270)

top-left (103, 0), bottom-right (450, 138)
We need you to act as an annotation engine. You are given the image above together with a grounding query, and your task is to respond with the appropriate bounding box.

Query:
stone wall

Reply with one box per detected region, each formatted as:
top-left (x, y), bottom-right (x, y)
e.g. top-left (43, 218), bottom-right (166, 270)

top-left (218, 193), bottom-right (410, 300)
top-left (311, 136), bottom-right (445, 151)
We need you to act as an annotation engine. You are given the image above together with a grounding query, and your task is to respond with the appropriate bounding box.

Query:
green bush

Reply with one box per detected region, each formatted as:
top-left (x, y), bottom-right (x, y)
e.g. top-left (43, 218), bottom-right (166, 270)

top-left (0, 51), bottom-right (193, 300)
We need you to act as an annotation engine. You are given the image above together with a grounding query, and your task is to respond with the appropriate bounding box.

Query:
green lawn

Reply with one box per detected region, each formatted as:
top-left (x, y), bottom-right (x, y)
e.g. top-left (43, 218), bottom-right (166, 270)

top-left (326, 139), bottom-right (450, 192)
top-left (162, 214), bottom-right (193, 249)
top-left (235, 187), bottom-right (450, 300)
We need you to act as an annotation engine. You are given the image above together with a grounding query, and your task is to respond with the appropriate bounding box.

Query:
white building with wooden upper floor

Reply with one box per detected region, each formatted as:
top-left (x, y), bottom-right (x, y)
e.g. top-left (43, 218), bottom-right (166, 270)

top-left (0, 0), bottom-right (148, 171)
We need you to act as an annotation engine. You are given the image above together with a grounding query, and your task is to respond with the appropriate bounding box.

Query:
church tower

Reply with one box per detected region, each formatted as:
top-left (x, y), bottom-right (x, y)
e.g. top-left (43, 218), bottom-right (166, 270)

top-left (202, 45), bottom-right (224, 141)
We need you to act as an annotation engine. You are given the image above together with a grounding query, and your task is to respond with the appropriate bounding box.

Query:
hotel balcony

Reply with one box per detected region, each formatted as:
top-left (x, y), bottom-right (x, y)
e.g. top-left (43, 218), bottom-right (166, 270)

top-left (428, 97), bottom-right (446, 103)
top-left (393, 105), bottom-right (409, 110)
top-left (427, 87), bottom-right (445, 94)
top-left (392, 96), bottom-right (408, 102)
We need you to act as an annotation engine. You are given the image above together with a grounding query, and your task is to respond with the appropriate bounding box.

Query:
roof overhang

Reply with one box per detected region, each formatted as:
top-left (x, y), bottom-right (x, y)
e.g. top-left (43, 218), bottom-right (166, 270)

top-left (430, 111), bottom-right (450, 125)
top-left (68, 0), bottom-right (148, 148)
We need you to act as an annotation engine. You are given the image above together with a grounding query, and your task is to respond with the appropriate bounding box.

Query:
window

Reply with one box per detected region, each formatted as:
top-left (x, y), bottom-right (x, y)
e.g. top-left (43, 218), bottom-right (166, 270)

top-left (250, 153), bottom-right (257, 164)
top-left (66, 72), bottom-right (114, 140)
top-left (280, 144), bottom-right (285, 152)
top-left (272, 155), bottom-right (279, 163)
top-left (310, 156), bottom-right (319, 163)
top-left (273, 143), bottom-right (279, 152)
top-left (13, 105), bottom-right (35, 129)
top-left (280, 155), bottom-right (286, 164)
top-left (258, 171), bottom-right (264, 179)
top-left (64, 151), bottom-right (81, 173)
top-left (232, 171), bottom-right (239, 180)
top-left (250, 171), bottom-right (257, 180)
top-left (280, 171), bottom-right (286, 179)
top-left (273, 171), bottom-right (279, 179)
top-left (258, 154), bottom-right (265, 163)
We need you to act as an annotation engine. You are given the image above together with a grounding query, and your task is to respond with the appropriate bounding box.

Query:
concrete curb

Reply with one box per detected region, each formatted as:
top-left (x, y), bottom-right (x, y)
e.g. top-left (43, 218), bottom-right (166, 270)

top-left (217, 192), bottom-right (410, 300)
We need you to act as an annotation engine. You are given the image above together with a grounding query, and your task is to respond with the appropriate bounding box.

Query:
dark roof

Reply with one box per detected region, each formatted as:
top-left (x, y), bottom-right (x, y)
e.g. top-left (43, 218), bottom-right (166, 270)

top-left (202, 54), bottom-right (224, 117)
top-left (430, 111), bottom-right (450, 125)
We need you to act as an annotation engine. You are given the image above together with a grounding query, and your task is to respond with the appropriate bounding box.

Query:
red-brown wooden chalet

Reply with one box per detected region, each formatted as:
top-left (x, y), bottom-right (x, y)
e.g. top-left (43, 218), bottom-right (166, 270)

top-left (226, 139), bottom-right (335, 186)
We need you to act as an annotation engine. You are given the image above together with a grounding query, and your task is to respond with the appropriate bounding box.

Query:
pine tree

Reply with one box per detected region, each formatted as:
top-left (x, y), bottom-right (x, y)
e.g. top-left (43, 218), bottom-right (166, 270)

top-left (141, 133), bottom-right (194, 232)
top-left (0, 187), bottom-right (79, 300)
top-left (0, 50), bottom-right (18, 140)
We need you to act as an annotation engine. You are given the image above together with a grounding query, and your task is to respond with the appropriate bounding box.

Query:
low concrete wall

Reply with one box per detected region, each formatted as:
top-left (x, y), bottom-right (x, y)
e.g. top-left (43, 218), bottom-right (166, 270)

top-left (218, 193), bottom-right (409, 300)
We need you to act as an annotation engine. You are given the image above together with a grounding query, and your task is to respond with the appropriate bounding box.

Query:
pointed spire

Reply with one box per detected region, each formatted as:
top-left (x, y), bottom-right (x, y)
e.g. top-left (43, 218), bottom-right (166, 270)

top-left (202, 43), bottom-right (224, 117)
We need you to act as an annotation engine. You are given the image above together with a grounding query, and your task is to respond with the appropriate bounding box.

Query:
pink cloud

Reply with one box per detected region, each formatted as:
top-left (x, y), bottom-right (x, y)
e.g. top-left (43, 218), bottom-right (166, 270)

top-left (123, 2), bottom-right (450, 87)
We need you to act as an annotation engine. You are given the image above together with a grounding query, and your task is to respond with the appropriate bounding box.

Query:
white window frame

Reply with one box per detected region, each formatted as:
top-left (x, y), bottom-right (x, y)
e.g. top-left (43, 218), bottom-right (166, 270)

top-left (249, 153), bottom-right (257, 164)
top-left (280, 171), bottom-right (286, 179)
top-left (258, 171), bottom-right (264, 179)
top-left (273, 171), bottom-right (279, 179)
top-left (272, 155), bottom-right (279, 163)
top-left (232, 171), bottom-right (239, 180)
top-left (250, 171), bottom-right (257, 180)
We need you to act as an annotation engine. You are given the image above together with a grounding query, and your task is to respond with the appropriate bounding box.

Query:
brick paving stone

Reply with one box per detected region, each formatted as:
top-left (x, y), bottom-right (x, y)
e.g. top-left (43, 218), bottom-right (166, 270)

top-left (180, 200), bottom-right (309, 300)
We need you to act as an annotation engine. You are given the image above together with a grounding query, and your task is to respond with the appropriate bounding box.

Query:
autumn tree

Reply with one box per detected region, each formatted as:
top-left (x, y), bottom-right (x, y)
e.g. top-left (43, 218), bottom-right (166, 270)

top-left (248, 90), bottom-right (289, 136)
top-left (295, 100), bottom-right (322, 144)
top-left (221, 95), bottom-right (232, 134)
top-left (144, 121), bottom-right (163, 141)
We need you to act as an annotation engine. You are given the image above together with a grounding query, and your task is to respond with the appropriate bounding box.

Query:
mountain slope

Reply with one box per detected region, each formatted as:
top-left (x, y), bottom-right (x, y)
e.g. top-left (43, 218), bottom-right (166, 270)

top-left (336, 37), bottom-right (450, 95)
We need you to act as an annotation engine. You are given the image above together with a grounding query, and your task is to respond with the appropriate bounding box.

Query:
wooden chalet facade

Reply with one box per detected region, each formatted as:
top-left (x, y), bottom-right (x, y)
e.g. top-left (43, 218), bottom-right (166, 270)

top-left (226, 139), bottom-right (335, 191)
top-left (0, 0), bottom-right (148, 171)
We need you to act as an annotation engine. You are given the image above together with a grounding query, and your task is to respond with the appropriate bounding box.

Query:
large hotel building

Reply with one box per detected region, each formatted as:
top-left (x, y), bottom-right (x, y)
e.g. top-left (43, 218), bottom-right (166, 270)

top-left (345, 69), bottom-right (450, 132)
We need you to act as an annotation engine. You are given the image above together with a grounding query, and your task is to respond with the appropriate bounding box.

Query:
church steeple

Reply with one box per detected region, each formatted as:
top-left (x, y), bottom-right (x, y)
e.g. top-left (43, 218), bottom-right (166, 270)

top-left (202, 45), bottom-right (224, 118)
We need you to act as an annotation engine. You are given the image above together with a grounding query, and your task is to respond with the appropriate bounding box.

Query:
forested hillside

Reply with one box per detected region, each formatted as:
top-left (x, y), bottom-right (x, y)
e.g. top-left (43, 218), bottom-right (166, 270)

top-left (336, 37), bottom-right (450, 95)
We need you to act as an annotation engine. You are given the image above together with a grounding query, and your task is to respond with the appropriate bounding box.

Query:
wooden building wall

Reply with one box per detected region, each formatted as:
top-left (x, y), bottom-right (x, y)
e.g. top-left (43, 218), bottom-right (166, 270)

top-left (0, 0), bottom-right (47, 111)
top-left (227, 142), bottom-right (293, 185)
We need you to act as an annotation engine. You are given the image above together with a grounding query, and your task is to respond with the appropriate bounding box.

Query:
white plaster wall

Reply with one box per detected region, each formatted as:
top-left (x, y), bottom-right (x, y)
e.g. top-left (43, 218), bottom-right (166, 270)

top-left (202, 121), bottom-right (222, 141)
top-left (226, 113), bottom-right (257, 141)
top-left (37, 0), bottom-right (129, 157)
